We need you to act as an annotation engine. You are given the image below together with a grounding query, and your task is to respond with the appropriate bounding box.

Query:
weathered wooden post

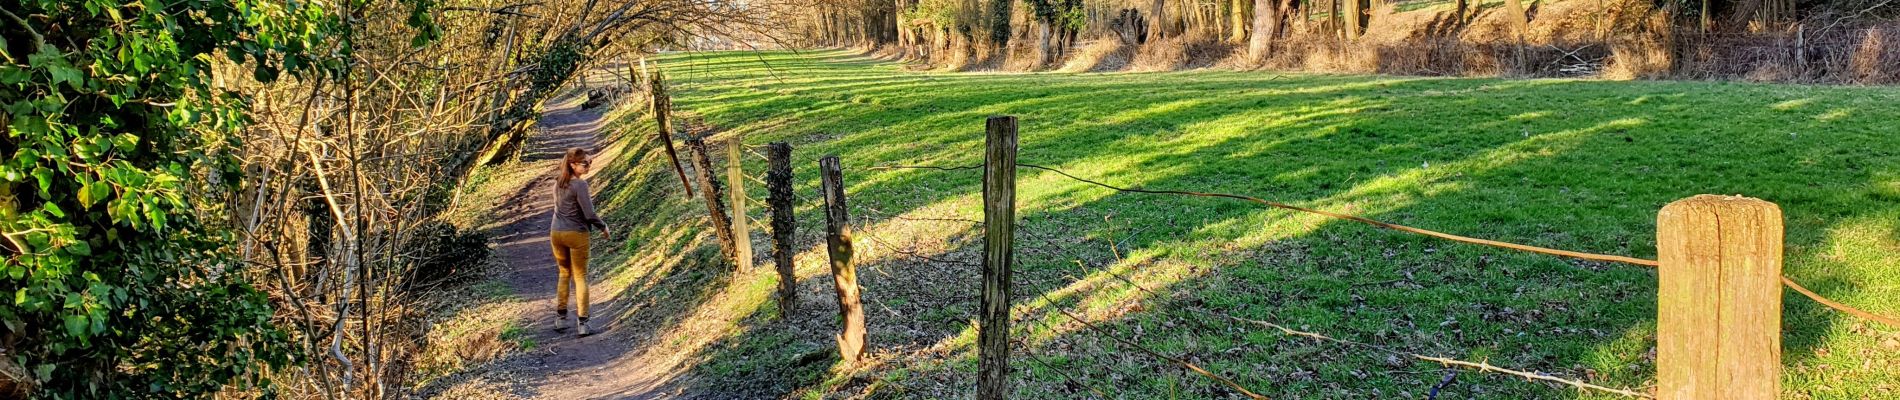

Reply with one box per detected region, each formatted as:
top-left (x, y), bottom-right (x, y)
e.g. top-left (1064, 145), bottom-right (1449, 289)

top-left (976, 116), bottom-right (1018, 400)
top-left (1794, 25), bottom-right (1807, 79)
top-left (1656, 194), bottom-right (1782, 400)
top-left (650, 71), bottom-right (693, 198)
top-left (820, 155), bottom-right (865, 361)
top-left (687, 137), bottom-right (739, 266)
top-left (767, 142), bottom-right (798, 316)
top-left (725, 138), bottom-right (755, 271)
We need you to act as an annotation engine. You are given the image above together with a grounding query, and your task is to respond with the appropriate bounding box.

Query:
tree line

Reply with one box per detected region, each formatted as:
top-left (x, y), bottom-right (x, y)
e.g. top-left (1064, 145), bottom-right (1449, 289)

top-left (791, 0), bottom-right (1900, 80)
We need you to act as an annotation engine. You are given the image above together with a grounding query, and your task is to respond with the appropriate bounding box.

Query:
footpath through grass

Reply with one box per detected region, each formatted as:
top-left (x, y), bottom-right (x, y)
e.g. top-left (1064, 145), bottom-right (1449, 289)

top-left (631, 49), bottom-right (1899, 398)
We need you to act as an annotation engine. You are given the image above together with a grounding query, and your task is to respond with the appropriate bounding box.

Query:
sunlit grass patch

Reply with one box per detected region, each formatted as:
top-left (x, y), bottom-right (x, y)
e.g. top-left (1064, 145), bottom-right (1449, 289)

top-left (588, 49), bottom-right (1900, 398)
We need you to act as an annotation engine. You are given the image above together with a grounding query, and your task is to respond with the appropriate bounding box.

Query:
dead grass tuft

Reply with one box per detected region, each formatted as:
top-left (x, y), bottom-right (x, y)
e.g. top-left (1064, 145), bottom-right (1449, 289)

top-left (1000, 42), bottom-right (1047, 71)
top-left (1058, 40), bottom-right (1136, 72)
top-left (1849, 27), bottom-right (1899, 84)
top-left (1132, 31), bottom-right (1232, 72)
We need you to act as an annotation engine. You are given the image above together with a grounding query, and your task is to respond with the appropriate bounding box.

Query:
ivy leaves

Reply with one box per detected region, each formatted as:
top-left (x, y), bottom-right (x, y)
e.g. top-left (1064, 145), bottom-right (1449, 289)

top-left (1, 0), bottom-right (344, 397)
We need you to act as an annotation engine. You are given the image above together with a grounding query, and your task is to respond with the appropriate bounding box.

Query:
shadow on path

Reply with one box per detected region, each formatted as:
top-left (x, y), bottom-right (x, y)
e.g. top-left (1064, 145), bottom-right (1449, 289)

top-left (480, 83), bottom-right (677, 400)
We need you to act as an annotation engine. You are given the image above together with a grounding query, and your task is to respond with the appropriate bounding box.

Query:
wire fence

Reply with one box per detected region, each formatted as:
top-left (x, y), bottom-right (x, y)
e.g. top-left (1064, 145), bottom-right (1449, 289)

top-left (707, 125), bottom-right (1897, 398)
top-left (1056, 230), bottom-right (1653, 398)
top-left (844, 155), bottom-right (1897, 398)
top-left (860, 160), bottom-right (1895, 329)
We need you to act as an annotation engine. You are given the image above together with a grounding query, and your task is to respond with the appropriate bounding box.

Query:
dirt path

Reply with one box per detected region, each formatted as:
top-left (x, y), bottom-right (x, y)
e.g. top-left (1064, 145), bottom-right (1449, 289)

top-left (479, 86), bottom-right (679, 400)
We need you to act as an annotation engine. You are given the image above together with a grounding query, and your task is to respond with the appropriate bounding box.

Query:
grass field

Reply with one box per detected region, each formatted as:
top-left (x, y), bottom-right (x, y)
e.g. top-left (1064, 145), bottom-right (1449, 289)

top-left (579, 49), bottom-right (1899, 398)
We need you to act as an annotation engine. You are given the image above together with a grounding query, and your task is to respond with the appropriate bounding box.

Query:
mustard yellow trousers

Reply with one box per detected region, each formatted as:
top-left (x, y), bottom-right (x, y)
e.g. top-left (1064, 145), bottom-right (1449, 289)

top-left (550, 230), bottom-right (592, 318)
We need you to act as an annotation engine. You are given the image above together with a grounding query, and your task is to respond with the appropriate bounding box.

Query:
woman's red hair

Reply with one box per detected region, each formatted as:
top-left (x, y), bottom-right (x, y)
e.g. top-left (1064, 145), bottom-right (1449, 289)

top-left (557, 148), bottom-right (587, 188)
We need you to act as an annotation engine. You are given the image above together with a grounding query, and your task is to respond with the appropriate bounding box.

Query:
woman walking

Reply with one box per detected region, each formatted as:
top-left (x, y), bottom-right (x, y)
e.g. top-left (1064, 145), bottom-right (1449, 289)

top-left (551, 148), bottom-right (609, 337)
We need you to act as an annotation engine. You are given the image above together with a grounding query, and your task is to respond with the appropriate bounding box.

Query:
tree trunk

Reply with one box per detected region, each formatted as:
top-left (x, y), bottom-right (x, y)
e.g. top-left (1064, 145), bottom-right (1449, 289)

top-left (987, 0), bottom-right (1013, 55)
top-left (1064, 26), bottom-right (1077, 58)
top-left (1039, 21), bottom-right (1054, 66)
top-left (1699, 0), bottom-right (1711, 33)
top-left (1505, 0), bottom-right (1527, 36)
top-left (1344, 0), bottom-right (1362, 41)
top-left (1231, 0), bottom-right (1253, 43)
top-left (895, 0), bottom-right (911, 53)
top-left (1151, 0), bottom-right (1169, 40)
top-left (1250, 0), bottom-right (1281, 60)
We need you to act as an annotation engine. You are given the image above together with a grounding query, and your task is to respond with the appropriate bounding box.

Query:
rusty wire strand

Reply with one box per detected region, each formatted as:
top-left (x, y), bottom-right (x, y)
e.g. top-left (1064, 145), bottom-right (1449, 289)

top-left (856, 224), bottom-right (979, 268)
top-left (861, 204), bottom-right (983, 225)
top-left (1013, 162), bottom-right (1660, 267)
top-left (851, 204), bottom-right (982, 268)
top-left (1781, 276), bottom-right (1900, 328)
top-left (1077, 233), bottom-right (1654, 398)
top-left (1028, 282), bottom-right (1269, 399)
top-left (1013, 334), bottom-right (1115, 399)
top-left (848, 160), bottom-right (1896, 396)
top-left (867, 164), bottom-right (983, 172)
top-left (744, 171), bottom-right (770, 188)
top-left (1013, 162), bottom-right (1899, 329)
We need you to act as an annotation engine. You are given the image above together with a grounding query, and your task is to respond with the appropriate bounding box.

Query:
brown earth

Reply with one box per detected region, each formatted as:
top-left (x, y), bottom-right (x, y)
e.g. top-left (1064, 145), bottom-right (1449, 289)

top-left (453, 83), bottom-right (684, 400)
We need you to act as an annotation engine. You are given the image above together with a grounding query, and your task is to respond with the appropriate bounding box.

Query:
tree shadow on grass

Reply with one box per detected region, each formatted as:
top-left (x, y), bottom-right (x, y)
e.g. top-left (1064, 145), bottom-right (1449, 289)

top-left (584, 50), bottom-right (1899, 398)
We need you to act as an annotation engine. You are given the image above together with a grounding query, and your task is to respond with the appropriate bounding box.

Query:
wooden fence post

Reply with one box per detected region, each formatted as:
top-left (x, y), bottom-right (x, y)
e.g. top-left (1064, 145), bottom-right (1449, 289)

top-left (650, 71), bottom-right (693, 198)
top-left (976, 116), bottom-right (1018, 400)
top-left (1656, 194), bottom-right (1782, 400)
top-left (767, 142), bottom-right (797, 316)
top-left (687, 137), bottom-right (739, 266)
top-left (1794, 25), bottom-right (1807, 79)
top-left (726, 138), bottom-right (755, 271)
top-left (820, 155), bottom-right (865, 362)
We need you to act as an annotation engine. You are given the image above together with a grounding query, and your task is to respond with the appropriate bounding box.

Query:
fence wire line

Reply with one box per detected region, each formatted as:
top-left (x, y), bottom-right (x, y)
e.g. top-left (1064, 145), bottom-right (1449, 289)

top-left (1027, 283), bottom-right (1269, 399)
top-left (863, 161), bottom-right (1656, 266)
top-left (1011, 163), bottom-right (1661, 267)
top-left (861, 204), bottom-right (983, 225)
top-left (850, 202), bottom-right (985, 268)
top-left (777, 152), bottom-right (1900, 395)
top-left (1013, 328), bottom-right (1116, 399)
top-left (844, 202), bottom-right (1210, 397)
top-left (1074, 236), bottom-right (1654, 398)
top-left (841, 162), bottom-right (1900, 327)
top-left (868, 163), bottom-right (984, 172)
top-left (1007, 162), bottom-right (1899, 329)
top-left (1781, 276), bottom-right (1900, 328)
top-left (855, 222), bottom-right (980, 268)
top-left (743, 213), bottom-right (768, 232)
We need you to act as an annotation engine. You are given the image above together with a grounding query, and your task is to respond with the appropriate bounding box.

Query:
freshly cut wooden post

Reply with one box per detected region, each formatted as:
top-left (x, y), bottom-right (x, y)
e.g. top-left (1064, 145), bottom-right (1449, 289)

top-left (725, 137), bottom-right (754, 271)
top-left (1656, 194), bottom-right (1783, 400)
top-left (820, 155), bottom-right (865, 361)
top-left (650, 71), bottom-right (693, 198)
top-left (766, 142), bottom-right (797, 316)
top-left (976, 116), bottom-right (1018, 400)
top-left (687, 137), bottom-right (739, 266)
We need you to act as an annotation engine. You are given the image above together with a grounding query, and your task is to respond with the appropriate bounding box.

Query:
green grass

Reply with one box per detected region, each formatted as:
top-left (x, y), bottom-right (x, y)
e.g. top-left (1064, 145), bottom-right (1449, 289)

top-left (631, 49), bottom-right (1900, 398)
top-left (499, 321), bottom-right (536, 351)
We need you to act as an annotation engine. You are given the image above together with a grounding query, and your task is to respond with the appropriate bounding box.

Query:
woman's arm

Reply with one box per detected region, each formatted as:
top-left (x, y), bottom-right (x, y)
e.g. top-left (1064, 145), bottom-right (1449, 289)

top-left (573, 180), bottom-right (608, 231)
